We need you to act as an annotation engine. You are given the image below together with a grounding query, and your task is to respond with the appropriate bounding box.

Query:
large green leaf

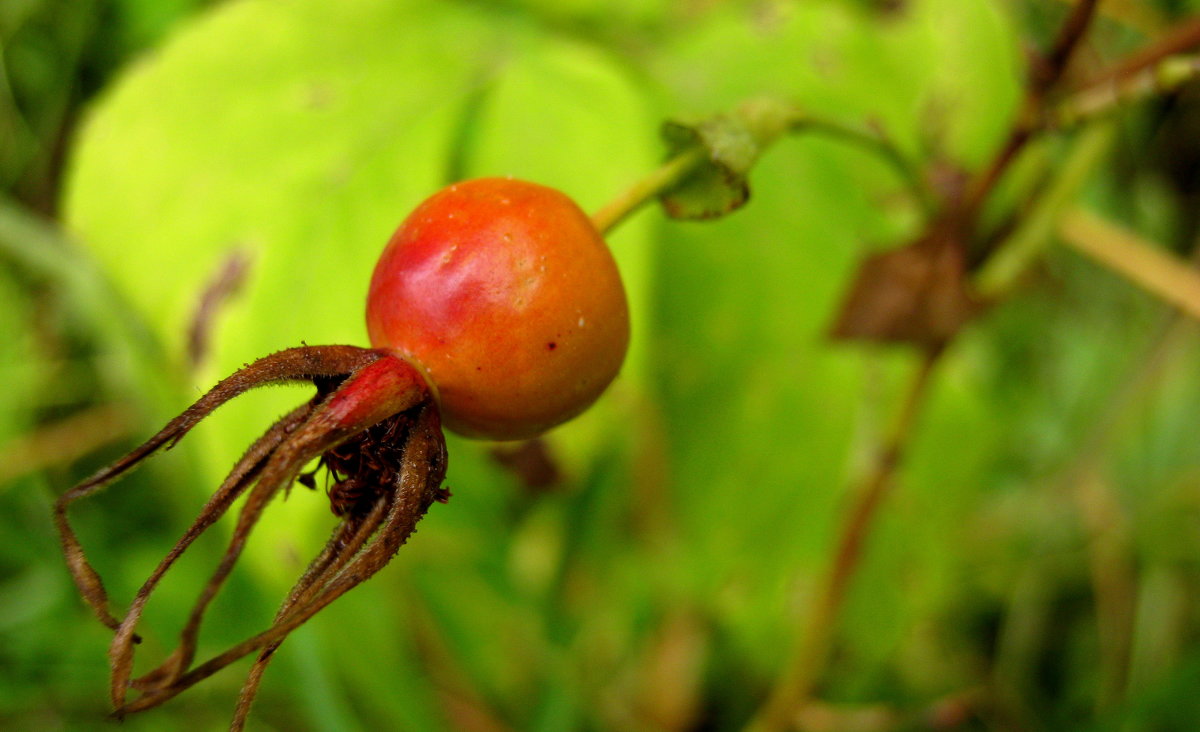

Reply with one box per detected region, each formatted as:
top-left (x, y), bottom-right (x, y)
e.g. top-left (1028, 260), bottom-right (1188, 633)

top-left (62, 2), bottom-right (656, 727)
top-left (64, 0), bottom-right (656, 509)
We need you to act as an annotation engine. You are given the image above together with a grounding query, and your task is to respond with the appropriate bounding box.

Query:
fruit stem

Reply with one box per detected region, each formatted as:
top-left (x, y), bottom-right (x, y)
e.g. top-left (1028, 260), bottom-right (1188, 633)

top-left (788, 116), bottom-right (936, 215)
top-left (589, 147), bottom-right (707, 235)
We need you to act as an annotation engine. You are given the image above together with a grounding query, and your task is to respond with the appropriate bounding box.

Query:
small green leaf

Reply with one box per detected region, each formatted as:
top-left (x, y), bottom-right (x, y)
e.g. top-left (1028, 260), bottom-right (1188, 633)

top-left (660, 118), bottom-right (751, 219)
top-left (659, 98), bottom-right (796, 220)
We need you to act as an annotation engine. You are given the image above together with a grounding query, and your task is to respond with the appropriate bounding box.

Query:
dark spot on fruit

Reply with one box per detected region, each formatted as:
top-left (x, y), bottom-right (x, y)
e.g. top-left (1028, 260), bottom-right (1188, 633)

top-left (547, 342), bottom-right (557, 350)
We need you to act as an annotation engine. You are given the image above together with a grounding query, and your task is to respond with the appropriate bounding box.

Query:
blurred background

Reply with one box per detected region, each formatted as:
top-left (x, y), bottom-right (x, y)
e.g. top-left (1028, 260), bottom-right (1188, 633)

top-left (4, 0), bottom-right (1200, 730)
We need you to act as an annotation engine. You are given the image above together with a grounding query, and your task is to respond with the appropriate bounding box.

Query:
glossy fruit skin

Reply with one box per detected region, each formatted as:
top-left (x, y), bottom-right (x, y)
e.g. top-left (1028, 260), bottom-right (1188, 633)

top-left (366, 177), bottom-right (630, 440)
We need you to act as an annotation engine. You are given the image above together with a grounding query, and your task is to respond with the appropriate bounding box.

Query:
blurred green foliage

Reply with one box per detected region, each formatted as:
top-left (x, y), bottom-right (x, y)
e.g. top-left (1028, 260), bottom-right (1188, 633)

top-left (5, 1), bottom-right (1200, 730)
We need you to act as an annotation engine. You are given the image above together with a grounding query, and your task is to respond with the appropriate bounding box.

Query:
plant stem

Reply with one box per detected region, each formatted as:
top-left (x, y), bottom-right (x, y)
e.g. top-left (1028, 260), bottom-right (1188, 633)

top-left (1040, 0), bottom-right (1104, 92)
top-left (961, 0), bottom-right (1102, 224)
top-left (590, 148), bottom-right (707, 236)
top-left (740, 10), bottom-right (1102, 727)
top-left (1082, 14), bottom-right (1200, 87)
top-left (745, 346), bottom-right (943, 732)
top-left (590, 105), bottom-right (934, 237)
top-left (1053, 55), bottom-right (1200, 128)
top-left (795, 118), bottom-right (936, 215)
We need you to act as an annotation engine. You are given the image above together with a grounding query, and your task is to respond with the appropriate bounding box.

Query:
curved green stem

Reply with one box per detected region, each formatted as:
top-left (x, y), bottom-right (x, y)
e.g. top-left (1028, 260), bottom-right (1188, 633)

top-left (590, 104), bottom-right (933, 237)
top-left (589, 147), bottom-right (707, 235)
top-left (795, 118), bottom-right (936, 215)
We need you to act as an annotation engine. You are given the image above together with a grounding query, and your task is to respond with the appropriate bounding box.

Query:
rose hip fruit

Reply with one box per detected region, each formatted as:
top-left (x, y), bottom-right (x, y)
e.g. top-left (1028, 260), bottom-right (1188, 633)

top-left (57, 176), bottom-right (629, 729)
top-left (366, 177), bottom-right (630, 440)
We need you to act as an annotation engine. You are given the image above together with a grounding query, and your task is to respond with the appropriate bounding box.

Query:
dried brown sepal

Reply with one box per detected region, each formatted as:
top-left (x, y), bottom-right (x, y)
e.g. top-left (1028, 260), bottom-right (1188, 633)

top-left (230, 404), bottom-right (448, 731)
top-left (54, 345), bottom-right (448, 730)
top-left (116, 401), bottom-right (318, 694)
top-left (829, 231), bottom-right (981, 346)
top-left (120, 404), bottom-right (446, 727)
top-left (54, 345), bottom-right (385, 632)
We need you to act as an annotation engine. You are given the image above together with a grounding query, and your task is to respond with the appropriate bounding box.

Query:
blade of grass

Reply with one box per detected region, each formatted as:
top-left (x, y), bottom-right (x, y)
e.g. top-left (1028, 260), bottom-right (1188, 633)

top-left (1050, 228), bottom-right (1200, 710)
top-left (1058, 209), bottom-right (1200, 320)
top-left (0, 198), bottom-right (176, 403)
top-left (0, 404), bottom-right (134, 488)
top-left (975, 123), bottom-right (1115, 298)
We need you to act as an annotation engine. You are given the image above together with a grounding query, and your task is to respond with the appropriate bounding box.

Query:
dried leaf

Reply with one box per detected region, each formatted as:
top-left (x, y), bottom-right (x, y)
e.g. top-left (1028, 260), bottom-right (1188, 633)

top-left (830, 232), bottom-right (980, 345)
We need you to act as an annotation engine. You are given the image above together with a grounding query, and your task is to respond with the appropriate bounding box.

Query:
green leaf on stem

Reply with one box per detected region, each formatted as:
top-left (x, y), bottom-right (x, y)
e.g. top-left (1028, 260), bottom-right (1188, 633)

top-left (659, 116), bottom-right (755, 219)
top-left (658, 98), bottom-right (795, 220)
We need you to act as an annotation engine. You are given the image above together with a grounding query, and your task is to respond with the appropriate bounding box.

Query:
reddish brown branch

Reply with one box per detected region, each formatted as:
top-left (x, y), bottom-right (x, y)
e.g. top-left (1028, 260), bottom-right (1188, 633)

top-left (1085, 15), bottom-right (1200, 86)
top-left (961, 0), bottom-right (1104, 224)
top-left (747, 347), bottom-right (943, 732)
top-left (1039, 0), bottom-right (1105, 92)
